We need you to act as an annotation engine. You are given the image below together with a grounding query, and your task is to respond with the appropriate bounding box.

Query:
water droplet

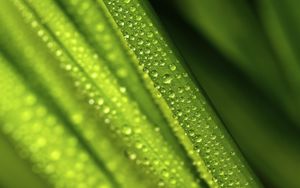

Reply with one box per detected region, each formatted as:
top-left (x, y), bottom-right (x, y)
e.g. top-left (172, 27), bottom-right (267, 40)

top-left (168, 91), bottom-right (175, 99)
top-left (122, 126), bottom-right (132, 135)
top-left (136, 15), bottom-right (142, 21)
top-left (88, 99), bottom-right (95, 105)
top-left (196, 138), bottom-right (203, 143)
top-left (120, 87), bottom-right (126, 93)
top-left (56, 50), bottom-right (62, 57)
top-left (158, 180), bottom-right (165, 187)
top-left (163, 74), bottom-right (172, 84)
top-left (97, 98), bottom-right (104, 105)
top-left (169, 64), bottom-right (176, 71)
top-left (150, 70), bottom-right (158, 77)
top-left (171, 178), bottom-right (177, 185)
top-left (162, 169), bottom-right (170, 178)
top-left (125, 150), bottom-right (136, 160)
top-left (103, 106), bottom-right (110, 114)
top-left (130, 7), bottom-right (136, 12)
top-left (135, 142), bottom-right (143, 149)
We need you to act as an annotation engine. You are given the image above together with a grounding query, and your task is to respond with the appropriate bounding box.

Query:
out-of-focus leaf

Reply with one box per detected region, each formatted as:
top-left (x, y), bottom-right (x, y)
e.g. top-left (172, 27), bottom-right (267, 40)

top-left (0, 53), bottom-right (116, 188)
top-left (0, 132), bottom-right (50, 188)
top-left (172, 0), bottom-right (300, 129)
top-left (258, 0), bottom-right (300, 129)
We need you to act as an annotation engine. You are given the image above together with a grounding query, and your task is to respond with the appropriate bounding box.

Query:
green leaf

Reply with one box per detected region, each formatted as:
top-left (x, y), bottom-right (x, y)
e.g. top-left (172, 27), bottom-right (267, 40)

top-left (155, 10), bottom-right (300, 187)
top-left (101, 0), bottom-right (260, 187)
top-left (0, 0), bottom-right (260, 187)
top-left (1, 0), bottom-right (197, 187)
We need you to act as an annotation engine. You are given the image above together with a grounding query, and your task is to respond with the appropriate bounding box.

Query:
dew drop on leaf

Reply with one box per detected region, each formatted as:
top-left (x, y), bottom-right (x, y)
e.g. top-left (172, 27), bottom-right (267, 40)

top-left (103, 106), bottom-right (110, 114)
top-left (97, 98), bottom-right (104, 105)
top-left (125, 150), bottom-right (136, 160)
top-left (122, 126), bottom-right (132, 135)
top-left (169, 64), bottom-right (176, 71)
top-left (162, 74), bottom-right (172, 84)
top-left (150, 70), bottom-right (158, 78)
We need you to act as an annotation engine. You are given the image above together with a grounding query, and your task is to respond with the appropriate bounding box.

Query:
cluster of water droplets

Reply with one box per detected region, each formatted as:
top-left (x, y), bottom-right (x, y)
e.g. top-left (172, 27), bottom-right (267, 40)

top-left (59, 0), bottom-right (171, 137)
top-left (61, 0), bottom-right (128, 79)
top-left (10, 0), bottom-right (200, 187)
top-left (5, 7), bottom-right (159, 186)
top-left (0, 56), bottom-right (112, 188)
top-left (104, 0), bottom-right (255, 187)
